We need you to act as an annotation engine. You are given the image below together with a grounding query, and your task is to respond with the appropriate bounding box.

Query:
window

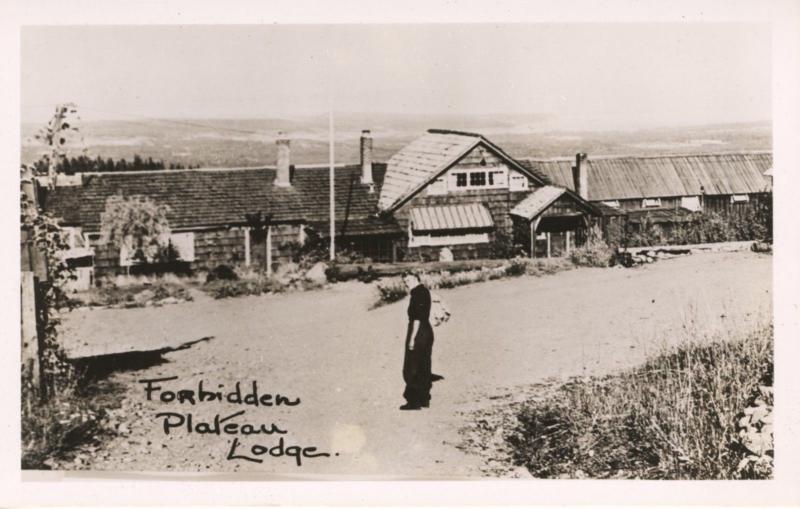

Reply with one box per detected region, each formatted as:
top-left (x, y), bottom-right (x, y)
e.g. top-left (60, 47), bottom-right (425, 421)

top-left (601, 200), bottom-right (620, 208)
top-left (488, 170), bottom-right (507, 187)
top-left (642, 198), bottom-right (662, 208)
top-left (62, 227), bottom-right (86, 249)
top-left (730, 194), bottom-right (750, 204)
top-left (509, 172), bottom-right (528, 191)
top-left (455, 173), bottom-right (468, 188)
top-left (469, 172), bottom-right (487, 187)
top-left (169, 232), bottom-right (196, 262)
top-left (681, 196), bottom-right (702, 211)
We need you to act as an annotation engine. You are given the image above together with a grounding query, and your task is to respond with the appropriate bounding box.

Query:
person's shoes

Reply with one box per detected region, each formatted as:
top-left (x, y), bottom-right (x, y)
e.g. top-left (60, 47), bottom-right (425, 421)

top-left (431, 374), bottom-right (445, 382)
top-left (420, 400), bottom-right (430, 408)
top-left (399, 403), bottom-right (421, 410)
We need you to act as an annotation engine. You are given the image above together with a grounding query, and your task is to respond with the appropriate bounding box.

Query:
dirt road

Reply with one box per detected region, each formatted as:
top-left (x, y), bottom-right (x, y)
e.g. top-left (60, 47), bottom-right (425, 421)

top-left (61, 251), bottom-right (772, 477)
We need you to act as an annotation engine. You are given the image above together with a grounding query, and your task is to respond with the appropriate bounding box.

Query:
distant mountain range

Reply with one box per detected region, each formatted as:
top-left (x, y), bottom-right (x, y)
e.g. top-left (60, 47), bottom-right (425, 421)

top-left (21, 113), bottom-right (771, 169)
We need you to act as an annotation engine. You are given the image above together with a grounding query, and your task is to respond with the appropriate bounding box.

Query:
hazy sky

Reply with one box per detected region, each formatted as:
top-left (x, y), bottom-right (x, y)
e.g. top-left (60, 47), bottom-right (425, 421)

top-left (21, 24), bottom-right (771, 129)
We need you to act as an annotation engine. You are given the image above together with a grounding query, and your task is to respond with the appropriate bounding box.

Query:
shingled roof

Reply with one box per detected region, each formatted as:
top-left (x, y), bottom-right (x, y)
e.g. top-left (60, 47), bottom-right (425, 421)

top-left (378, 129), bottom-right (547, 211)
top-left (526, 152), bottom-right (772, 201)
top-left (42, 164), bottom-right (401, 236)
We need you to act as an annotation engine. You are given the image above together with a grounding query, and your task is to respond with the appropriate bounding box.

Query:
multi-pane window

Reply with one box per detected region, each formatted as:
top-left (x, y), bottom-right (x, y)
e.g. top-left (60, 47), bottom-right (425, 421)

top-left (469, 172), bottom-right (487, 186)
top-left (449, 168), bottom-right (512, 190)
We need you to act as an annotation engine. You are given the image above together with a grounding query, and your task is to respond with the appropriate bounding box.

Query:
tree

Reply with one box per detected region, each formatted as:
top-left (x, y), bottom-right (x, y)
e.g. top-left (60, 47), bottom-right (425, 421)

top-left (99, 195), bottom-right (171, 267)
top-left (31, 103), bottom-right (84, 183)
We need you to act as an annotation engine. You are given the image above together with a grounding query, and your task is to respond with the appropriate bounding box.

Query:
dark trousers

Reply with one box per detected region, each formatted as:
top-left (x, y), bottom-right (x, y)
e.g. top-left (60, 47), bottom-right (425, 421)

top-left (403, 322), bottom-right (434, 405)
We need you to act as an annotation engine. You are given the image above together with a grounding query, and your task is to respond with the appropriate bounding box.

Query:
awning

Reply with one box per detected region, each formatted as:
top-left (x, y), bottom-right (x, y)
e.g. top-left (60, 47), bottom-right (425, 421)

top-left (409, 203), bottom-right (494, 231)
top-left (509, 185), bottom-right (566, 220)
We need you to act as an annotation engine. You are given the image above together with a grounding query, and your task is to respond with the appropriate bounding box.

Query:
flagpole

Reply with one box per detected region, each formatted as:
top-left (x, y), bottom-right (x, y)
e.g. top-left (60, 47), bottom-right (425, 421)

top-left (329, 86), bottom-right (336, 261)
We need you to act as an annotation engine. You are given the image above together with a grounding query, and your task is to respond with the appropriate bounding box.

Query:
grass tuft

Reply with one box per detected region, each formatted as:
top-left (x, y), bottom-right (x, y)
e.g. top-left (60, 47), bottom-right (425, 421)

top-left (507, 325), bottom-right (773, 479)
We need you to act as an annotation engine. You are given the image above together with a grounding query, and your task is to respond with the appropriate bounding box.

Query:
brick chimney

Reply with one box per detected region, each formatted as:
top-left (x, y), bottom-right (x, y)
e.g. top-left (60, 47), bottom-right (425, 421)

top-left (572, 152), bottom-right (588, 200)
top-left (275, 131), bottom-right (291, 187)
top-left (360, 129), bottom-right (373, 186)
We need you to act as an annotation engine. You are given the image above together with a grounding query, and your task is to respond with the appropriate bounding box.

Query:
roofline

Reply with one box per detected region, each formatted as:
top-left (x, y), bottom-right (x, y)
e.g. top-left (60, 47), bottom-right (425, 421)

top-left (426, 128), bottom-right (484, 138)
top-left (66, 162), bottom-right (376, 177)
top-left (523, 150), bottom-right (773, 163)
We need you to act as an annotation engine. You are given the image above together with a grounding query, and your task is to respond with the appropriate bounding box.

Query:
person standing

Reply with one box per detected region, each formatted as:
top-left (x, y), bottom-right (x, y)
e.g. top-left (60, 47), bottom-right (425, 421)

top-left (400, 272), bottom-right (435, 410)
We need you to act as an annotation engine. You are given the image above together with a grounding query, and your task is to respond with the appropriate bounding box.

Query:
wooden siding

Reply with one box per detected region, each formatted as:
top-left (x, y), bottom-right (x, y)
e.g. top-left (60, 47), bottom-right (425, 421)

top-left (90, 224), bottom-right (307, 279)
top-left (394, 163), bottom-right (539, 259)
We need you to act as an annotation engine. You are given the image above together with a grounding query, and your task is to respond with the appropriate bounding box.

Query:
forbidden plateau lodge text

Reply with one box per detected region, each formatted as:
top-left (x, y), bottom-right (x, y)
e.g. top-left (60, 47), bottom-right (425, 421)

top-left (138, 376), bottom-right (333, 466)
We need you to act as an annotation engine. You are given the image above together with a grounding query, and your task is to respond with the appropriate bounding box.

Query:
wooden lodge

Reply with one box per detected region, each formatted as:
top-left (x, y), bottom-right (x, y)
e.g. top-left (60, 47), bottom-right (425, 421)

top-left (38, 128), bottom-right (772, 287)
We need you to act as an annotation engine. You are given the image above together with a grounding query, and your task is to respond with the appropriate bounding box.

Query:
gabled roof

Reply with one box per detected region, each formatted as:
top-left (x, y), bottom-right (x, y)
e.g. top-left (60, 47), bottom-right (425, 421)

top-left (42, 164), bottom-right (401, 237)
top-left (510, 186), bottom-right (567, 221)
top-left (527, 152), bottom-right (772, 201)
top-left (378, 129), bottom-right (547, 211)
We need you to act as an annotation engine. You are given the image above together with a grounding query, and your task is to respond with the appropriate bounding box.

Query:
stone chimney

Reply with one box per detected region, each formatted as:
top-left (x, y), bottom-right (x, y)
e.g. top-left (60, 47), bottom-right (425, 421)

top-left (571, 152), bottom-right (589, 200)
top-left (360, 130), bottom-right (374, 186)
top-left (275, 131), bottom-right (291, 187)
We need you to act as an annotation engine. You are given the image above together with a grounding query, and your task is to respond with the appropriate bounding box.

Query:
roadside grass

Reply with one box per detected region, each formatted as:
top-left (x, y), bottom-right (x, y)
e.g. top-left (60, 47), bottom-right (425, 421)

top-left (68, 281), bottom-right (193, 309)
top-left (506, 324), bottom-right (773, 479)
top-left (21, 371), bottom-right (124, 469)
top-left (372, 257), bottom-right (575, 308)
top-left (202, 264), bottom-right (325, 299)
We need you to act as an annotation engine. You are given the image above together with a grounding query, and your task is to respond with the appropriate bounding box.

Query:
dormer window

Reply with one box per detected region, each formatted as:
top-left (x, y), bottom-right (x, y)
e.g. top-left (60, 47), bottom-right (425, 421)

top-left (469, 172), bottom-right (487, 186)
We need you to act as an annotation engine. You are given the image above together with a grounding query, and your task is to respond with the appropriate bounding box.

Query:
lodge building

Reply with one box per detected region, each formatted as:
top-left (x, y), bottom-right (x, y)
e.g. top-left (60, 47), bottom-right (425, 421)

top-left (39, 129), bottom-right (772, 285)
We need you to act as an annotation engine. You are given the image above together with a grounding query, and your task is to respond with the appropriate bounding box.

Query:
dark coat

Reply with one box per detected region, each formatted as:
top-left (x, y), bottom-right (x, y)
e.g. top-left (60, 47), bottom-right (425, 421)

top-left (402, 284), bottom-right (435, 405)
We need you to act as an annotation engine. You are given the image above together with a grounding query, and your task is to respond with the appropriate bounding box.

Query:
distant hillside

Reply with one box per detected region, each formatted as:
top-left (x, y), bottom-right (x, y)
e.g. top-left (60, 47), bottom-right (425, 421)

top-left (21, 114), bottom-right (771, 169)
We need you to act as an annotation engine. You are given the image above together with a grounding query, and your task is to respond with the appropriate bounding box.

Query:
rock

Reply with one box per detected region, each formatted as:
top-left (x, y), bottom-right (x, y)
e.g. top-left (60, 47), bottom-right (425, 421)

top-left (304, 262), bottom-right (328, 285)
top-left (439, 247), bottom-right (454, 262)
top-left (159, 296), bottom-right (179, 305)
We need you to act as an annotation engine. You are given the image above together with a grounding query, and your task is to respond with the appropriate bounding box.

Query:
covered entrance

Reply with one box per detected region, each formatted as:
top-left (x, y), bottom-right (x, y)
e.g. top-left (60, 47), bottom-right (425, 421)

top-left (510, 185), bottom-right (597, 258)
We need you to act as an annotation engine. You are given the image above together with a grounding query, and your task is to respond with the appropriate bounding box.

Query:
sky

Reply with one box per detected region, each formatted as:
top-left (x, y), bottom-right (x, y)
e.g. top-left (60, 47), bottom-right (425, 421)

top-left (21, 24), bottom-right (772, 130)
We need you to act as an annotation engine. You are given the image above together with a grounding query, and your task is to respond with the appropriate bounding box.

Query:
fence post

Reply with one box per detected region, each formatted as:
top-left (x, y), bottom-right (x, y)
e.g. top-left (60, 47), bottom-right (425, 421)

top-left (21, 271), bottom-right (39, 390)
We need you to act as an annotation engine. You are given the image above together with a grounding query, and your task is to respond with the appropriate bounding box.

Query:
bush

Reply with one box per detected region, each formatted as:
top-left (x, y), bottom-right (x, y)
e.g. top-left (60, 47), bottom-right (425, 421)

top-left (70, 280), bottom-right (193, 308)
top-left (206, 264), bottom-right (238, 283)
top-left (204, 277), bottom-right (285, 299)
top-left (507, 325), bottom-right (773, 479)
top-left (570, 237), bottom-right (614, 267)
top-left (504, 257), bottom-right (530, 277)
top-left (489, 229), bottom-right (525, 259)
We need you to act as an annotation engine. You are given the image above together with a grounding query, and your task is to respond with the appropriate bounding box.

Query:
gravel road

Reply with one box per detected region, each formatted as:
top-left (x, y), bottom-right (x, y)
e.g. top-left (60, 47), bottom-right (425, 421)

top-left (60, 251), bottom-right (772, 478)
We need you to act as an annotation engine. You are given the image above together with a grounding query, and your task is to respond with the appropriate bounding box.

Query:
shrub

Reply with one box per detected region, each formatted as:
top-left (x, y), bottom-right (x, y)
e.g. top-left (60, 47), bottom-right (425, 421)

top-left (489, 229), bottom-right (525, 259)
top-left (504, 257), bottom-right (530, 277)
top-left (570, 237), bottom-right (614, 267)
top-left (206, 264), bottom-right (238, 283)
top-left (507, 325), bottom-right (773, 479)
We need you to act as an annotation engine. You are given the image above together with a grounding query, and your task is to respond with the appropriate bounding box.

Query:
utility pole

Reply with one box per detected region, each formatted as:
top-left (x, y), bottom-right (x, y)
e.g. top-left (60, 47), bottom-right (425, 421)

top-left (328, 86), bottom-right (336, 261)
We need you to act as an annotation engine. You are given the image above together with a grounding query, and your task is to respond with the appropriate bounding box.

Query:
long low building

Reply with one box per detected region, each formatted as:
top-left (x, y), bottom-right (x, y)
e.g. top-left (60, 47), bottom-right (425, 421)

top-left (38, 130), bottom-right (772, 286)
top-left (525, 152), bottom-right (772, 214)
